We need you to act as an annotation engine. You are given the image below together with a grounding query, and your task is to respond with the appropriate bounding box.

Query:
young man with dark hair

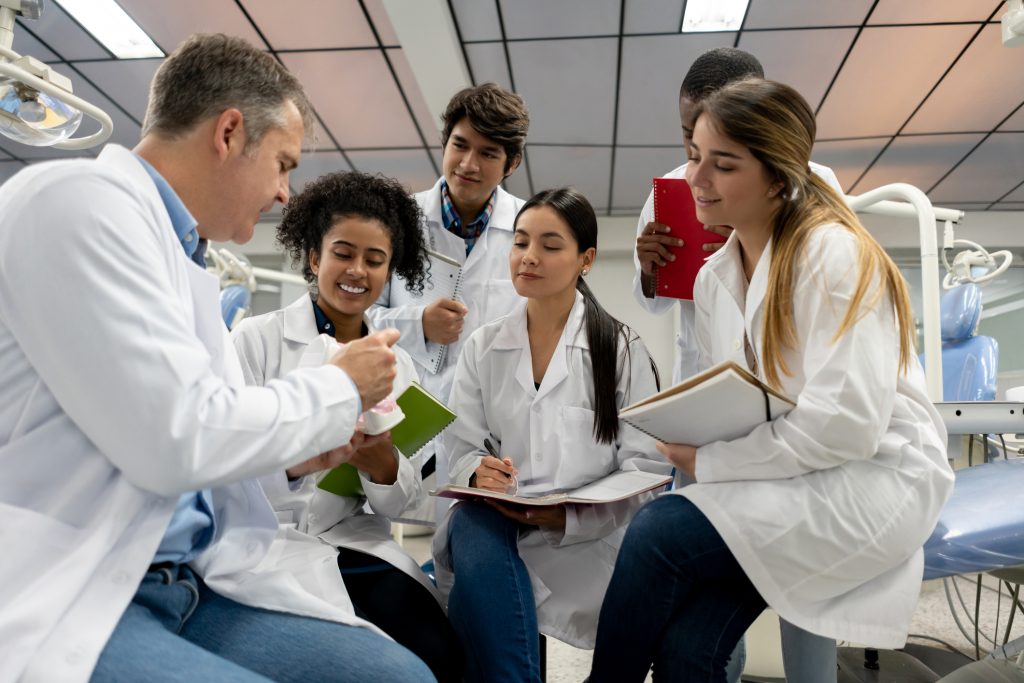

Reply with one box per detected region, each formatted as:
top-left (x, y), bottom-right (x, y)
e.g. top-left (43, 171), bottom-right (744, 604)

top-left (628, 47), bottom-right (843, 683)
top-left (368, 82), bottom-right (530, 507)
top-left (0, 33), bottom-right (432, 683)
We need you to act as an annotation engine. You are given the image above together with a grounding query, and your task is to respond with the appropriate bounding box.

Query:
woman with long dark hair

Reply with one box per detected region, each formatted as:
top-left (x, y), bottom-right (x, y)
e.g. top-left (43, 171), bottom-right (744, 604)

top-left (430, 187), bottom-right (666, 682)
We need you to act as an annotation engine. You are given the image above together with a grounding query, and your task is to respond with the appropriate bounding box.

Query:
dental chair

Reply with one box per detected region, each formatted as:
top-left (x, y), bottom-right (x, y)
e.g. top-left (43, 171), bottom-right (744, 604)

top-left (837, 284), bottom-right (1023, 681)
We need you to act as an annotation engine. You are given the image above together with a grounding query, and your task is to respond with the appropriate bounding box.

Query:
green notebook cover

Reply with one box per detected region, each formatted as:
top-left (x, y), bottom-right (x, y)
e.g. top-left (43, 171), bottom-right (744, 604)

top-left (317, 382), bottom-right (457, 498)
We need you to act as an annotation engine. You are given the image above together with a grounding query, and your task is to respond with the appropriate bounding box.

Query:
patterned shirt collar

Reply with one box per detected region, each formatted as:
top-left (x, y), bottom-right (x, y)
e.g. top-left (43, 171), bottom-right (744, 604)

top-left (440, 179), bottom-right (497, 255)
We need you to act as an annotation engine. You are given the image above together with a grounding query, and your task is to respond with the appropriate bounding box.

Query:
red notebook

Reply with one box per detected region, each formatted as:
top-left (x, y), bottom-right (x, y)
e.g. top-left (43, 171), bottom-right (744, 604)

top-left (652, 177), bottom-right (727, 300)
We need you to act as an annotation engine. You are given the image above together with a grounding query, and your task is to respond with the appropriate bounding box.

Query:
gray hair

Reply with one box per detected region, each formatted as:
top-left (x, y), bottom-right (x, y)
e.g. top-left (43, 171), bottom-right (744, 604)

top-left (142, 33), bottom-right (314, 153)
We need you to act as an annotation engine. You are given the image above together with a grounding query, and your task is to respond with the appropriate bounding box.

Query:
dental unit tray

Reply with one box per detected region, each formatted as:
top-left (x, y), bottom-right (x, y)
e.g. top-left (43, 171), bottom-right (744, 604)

top-left (936, 401), bottom-right (1024, 435)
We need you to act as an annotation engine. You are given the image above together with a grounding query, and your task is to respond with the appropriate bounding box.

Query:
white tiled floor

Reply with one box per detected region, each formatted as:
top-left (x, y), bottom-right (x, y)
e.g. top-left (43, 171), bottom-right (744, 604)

top-left (397, 524), bottom-right (1024, 681)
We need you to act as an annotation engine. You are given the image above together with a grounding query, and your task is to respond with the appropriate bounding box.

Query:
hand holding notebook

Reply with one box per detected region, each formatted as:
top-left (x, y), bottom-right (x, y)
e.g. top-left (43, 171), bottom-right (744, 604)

top-left (651, 177), bottom-right (728, 300)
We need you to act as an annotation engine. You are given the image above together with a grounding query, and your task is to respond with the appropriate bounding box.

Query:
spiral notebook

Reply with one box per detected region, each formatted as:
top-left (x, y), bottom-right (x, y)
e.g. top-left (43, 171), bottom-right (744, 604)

top-left (317, 382), bottom-right (458, 497)
top-left (423, 249), bottom-right (464, 374)
top-left (618, 360), bottom-right (794, 446)
top-left (652, 177), bottom-right (727, 300)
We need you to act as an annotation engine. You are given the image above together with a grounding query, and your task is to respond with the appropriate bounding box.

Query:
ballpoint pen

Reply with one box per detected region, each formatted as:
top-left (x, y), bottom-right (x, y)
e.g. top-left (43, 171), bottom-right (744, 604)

top-left (484, 437), bottom-right (518, 495)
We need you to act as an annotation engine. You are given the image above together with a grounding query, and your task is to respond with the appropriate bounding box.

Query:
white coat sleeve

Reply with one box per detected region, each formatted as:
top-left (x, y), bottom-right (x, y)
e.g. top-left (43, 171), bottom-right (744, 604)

top-left (443, 333), bottom-right (488, 487)
top-left (550, 336), bottom-right (671, 547)
top-left (229, 318), bottom-right (307, 499)
top-left (696, 228), bottom-right (899, 482)
top-left (632, 189), bottom-right (678, 316)
top-left (366, 277), bottom-right (442, 374)
top-left (0, 172), bottom-right (361, 497)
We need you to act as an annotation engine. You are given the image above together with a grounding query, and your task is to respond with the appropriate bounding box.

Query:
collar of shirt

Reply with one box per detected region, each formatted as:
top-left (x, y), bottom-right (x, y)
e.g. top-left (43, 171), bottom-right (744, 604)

top-left (440, 178), bottom-right (496, 238)
top-left (311, 295), bottom-right (367, 338)
top-left (134, 153), bottom-right (206, 267)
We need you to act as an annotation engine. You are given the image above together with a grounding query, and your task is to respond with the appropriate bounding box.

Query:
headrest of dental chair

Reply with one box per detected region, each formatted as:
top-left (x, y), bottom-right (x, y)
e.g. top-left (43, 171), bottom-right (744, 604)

top-left (940, 283), bottom-right (982, 343)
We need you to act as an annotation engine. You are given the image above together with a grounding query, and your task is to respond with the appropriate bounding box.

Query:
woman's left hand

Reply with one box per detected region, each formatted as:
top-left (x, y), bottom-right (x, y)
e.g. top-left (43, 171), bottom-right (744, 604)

top-left (656, 441), bottom-right (698, 480)
top-left (488, 501), bottom-right (567, 530)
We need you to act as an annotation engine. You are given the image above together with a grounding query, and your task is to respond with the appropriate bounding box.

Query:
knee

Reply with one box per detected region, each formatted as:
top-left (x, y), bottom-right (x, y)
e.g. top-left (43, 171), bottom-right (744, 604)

top-left (375, 640), bottom-right (438, 683)
top-left (622, 495), bottom-right (688, 549)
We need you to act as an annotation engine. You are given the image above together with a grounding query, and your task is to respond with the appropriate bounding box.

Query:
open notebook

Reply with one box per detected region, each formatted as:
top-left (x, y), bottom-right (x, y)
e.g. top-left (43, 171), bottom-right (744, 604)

top-left (430, 470), bottom-right (672, 507)
top-left (619, 360), bottom-right (794, 446)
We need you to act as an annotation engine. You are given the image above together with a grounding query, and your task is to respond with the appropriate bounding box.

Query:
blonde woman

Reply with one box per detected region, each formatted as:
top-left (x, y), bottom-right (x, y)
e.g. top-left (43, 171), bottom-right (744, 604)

top-left (589, 79), bottom-right (954, 682)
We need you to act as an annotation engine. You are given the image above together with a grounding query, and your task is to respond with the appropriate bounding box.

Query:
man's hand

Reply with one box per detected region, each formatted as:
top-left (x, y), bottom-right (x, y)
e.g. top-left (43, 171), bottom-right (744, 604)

top-left (703, 224), bottom-right (733, 253)
top-left (330, 329), bottom-right (399, 408)
top-left (656, 441), bottom-right (697, 480)
top-left (636, 221), bottom-right (683, 275)
top-left (423, 298), bottom-right (467, 345)
top-left (286, 431), bottom-right (391, 479)
top-left (488, 501), bottom-right (566, 530)
top-left (347, 433), bottom-right (399, 485)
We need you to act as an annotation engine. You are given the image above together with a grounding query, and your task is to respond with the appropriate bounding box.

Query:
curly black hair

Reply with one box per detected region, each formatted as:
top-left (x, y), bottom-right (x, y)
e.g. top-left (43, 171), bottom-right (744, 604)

top-left (277, 171), bottom-right (428, 294)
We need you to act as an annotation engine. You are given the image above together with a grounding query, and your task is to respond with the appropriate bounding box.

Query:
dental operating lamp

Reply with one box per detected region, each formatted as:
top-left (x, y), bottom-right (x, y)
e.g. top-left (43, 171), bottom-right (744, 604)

top-left (0, 0), bottom-right (113, 149)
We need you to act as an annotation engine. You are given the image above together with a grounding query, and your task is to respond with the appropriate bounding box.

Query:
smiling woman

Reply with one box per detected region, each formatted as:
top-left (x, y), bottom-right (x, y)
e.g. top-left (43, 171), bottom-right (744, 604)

top-left (229, 171), bottom-right (463, 682)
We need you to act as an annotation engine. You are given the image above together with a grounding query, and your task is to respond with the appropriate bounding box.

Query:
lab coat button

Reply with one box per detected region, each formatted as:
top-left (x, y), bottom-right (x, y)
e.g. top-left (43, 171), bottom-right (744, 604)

top-left (66, 650), bottom-right (84, 665)
top-left (246, 541), bottom-right (259, 555)
top-left (308, 514), bottom-right (317, 524)
top-left (112, 571), bottom-right (129, 585)
top-left (733, 339), bottom-right (742, 350)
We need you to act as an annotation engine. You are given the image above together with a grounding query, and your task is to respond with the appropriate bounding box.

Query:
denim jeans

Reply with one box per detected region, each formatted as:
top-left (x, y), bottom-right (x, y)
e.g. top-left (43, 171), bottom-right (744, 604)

top-left (91, 565), bottom-right (436, 683)
top-left (589, 495), bottom-right (767, 683)
top-left (446, 501), bottom-right (542, 683)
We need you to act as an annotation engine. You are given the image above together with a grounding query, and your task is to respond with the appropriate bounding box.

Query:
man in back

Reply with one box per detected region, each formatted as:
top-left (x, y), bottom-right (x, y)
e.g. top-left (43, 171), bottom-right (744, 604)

top-left (0, 33), bottom-right (432, 683)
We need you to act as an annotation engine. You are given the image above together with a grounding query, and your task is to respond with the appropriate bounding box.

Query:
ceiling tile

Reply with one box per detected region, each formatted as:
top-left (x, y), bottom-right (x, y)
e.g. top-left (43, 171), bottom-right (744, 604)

top-left (992, 202), bottom-right (1024, 210)
top-left (612, 147), bottom-right (686, 209)
top-left (929, 132), bottom-right (1024, 203)
top-left (346, 149), bottom-right (436, 194)
top-left (853, 134), bottom-right (985, 194)
top-left (386, 48), bottom-right (441, 146)
top-left (815, 25), bottom-right (977, 139)
top-left (743, 0), bottom-right (874, 29)
top-left (624, 0), bottom-right (683, 35)
top-left (1000, 105), bottom-right (1024, 131)
top-left (117, 0), bottom-right (265, 54)
top-left (616, 33), bottom-right (735, 146)
top-left (243, 0), bottom-right (376, 50)
top-left (24, 2), bottom-right (110, 60)
top-left (502, 153), bottom-right (532, 199)
top-left (904, 26), bottom-right (1024, 134)
top-left (73, 59), bottom-right (162, 123)
top-left (0, 160), bottom-right (27, 184)
top-left (526, 146), bottom-right (612, 210)
top-left (499, 0), bottom-right (620, 40)
top-left (450, 0), bottom-right (502, 42)
top-left (303, 119), bottom-right (339, 152)
top-left (1000, 183), bottom-right (1024, 202)
top-left (868, 0), bottom-right (1000, 24)
top-left (289, 151), bottom-right (354, 194)
top-left (810, 137), bottom-right (890, 194)
top-left (362, 0), bottom-right (400, 45)
top-left (510, 38), bottom-right (618, 145)
top-left (12, 20), bottom-right (58, 61)
top-left (738, 28), bottom-right (856, 111)
top-left (464, 42), bottom-right (512, 90)
top-left (281, 51), bottom-right (421, 148)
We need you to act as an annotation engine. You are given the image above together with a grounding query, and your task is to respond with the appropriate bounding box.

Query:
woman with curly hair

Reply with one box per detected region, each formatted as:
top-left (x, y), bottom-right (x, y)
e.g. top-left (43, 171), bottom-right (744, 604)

top-left (231, 171), bottom-right (461, 682)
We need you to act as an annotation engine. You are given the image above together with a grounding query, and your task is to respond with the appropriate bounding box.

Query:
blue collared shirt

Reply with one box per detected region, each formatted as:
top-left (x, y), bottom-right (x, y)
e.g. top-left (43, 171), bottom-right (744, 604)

top-left (440, 179), bottom-right (496, 256)
top-left (136, 154), bottom-right (216, 565)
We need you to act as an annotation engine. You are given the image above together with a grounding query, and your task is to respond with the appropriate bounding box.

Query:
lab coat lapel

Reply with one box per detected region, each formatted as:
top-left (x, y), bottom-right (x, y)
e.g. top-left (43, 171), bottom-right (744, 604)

top-left (283, 294), bottom-right (319, 344)
top-left (704, 234), bottom-right (746, 316)
top-left (744, 238), bottom-right (773, 339)
top-left (534, 293), bottom-right (586, 402)
top-left (187, 263), bottom-right (228, 376)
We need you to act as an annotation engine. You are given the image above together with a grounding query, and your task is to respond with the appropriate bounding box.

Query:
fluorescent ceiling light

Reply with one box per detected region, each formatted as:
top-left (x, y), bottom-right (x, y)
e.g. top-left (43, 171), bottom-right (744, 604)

top-left (55, 0), bottom-right (163, 59)
top-left (682, 0), bottom-right (750, 33)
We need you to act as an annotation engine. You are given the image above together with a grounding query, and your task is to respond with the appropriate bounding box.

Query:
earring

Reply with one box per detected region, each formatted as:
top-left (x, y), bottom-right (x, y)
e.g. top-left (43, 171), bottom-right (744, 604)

top-left (581, 268), bottom-right (590, 276)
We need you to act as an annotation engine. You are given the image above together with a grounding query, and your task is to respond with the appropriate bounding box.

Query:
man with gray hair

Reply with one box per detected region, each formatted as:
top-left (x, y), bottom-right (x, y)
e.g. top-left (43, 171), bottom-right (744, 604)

top-left (0, 33), bottom-right (434, 683)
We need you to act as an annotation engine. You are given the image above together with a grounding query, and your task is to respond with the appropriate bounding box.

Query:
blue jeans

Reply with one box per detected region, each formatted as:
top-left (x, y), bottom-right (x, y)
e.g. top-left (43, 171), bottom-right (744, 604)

top-left (590, 496), bottom-right (767, 683)
top-left (446, 501), bottom-right (542, 683)
top-left (91, 565), bottom-right (436, 683)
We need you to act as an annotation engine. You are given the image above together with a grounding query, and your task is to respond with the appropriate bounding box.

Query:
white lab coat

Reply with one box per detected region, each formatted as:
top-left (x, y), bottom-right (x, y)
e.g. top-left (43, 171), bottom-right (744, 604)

top-left (231, 294), bottom-right (441, 603)
top-left (675, 225), bottom-right (954, 648)
top-left (0, 145), bottom-right (385, 683)
top-left (631, 161), bottom-right (842, 382)
top-left (366, 178), bottom-right (526, 486)
top-left (432, 293), bottom-right (670, 648)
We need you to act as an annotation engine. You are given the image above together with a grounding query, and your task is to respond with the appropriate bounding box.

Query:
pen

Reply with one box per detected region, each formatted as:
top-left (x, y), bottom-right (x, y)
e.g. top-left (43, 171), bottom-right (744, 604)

top-left (484, 437), bottom-right (519, 495)
top-left (483, 438), bottom-right (509, 479)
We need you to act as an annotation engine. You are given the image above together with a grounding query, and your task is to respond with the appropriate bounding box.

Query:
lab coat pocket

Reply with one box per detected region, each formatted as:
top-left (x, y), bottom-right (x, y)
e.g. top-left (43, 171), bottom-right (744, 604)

top-left (0, 505), bottom-right (83, 596)
top-left (555, 406), bottom-right (616, 490)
